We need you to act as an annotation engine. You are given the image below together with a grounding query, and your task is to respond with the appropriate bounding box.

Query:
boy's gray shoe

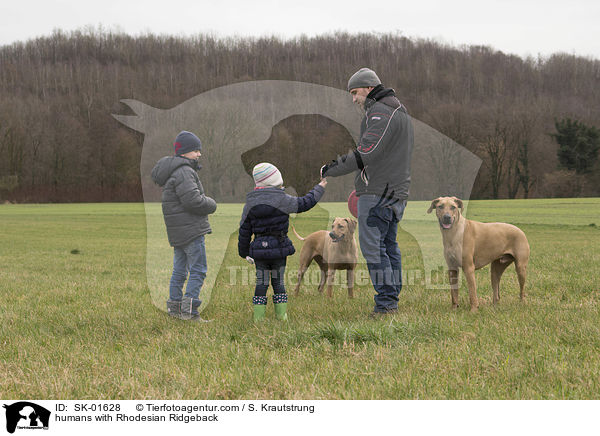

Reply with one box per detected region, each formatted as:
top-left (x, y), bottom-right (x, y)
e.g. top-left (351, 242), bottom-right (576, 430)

top-left (180, 297), bottom-right (203, 321)
top-left (166, 299), bottom-right (182, 318)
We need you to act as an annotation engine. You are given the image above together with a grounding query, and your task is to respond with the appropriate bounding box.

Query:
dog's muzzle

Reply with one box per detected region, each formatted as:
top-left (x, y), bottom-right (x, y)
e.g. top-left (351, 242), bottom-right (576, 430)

top-left (329, 232), bottom-right (345, 242)
top-left (440, 214), bottom-right (453, 230)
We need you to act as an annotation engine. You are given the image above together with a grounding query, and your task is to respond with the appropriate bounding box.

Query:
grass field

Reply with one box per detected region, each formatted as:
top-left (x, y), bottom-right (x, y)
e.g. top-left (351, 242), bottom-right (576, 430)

top-left (0, 198), bottom-right (599, 399)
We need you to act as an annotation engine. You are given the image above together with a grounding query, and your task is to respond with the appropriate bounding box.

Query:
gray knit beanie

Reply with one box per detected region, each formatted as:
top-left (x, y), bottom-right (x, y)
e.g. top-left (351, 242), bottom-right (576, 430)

top-left (174, 131), bottom-right (202, 156)
top-left (347, 68), bottom-right (381, 91)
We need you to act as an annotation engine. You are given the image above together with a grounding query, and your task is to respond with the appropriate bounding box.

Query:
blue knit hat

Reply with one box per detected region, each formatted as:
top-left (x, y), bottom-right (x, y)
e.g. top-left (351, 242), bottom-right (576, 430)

top-left (174, 131), bottom-right (202, 156)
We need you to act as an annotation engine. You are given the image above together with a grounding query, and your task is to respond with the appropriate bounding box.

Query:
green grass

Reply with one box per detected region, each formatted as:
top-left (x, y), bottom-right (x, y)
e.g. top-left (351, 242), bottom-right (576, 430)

top-left (0, 199), bottom-right (599, 399)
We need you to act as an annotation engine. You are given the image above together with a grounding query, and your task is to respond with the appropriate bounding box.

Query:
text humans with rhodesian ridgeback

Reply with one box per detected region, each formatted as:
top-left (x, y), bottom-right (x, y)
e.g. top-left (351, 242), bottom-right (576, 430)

top-left (428, 197), bottom-right (530, 312)
top-left (321, 68), bottom-right (414, 317)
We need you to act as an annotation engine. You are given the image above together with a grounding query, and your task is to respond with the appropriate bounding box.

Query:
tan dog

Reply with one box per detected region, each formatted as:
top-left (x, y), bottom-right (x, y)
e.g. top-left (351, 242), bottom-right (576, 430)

top-left (428, 197), bottom-right (530, 312)
top-left (292, 217), bottom-right (358, 298)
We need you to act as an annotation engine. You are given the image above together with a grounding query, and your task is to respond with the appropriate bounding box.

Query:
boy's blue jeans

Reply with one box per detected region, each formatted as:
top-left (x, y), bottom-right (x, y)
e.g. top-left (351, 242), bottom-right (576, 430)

top-left (169, 236), bottom-right (207, 306)
top-left (357, 195), bottom-right (406, 313)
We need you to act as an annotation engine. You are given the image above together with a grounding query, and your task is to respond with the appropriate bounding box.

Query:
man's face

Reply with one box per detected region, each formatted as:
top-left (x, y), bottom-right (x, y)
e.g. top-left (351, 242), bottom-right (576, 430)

top-left (181, 150), bottom-right (202, 160)
top-left (350, 87), bottom-right (373, 108)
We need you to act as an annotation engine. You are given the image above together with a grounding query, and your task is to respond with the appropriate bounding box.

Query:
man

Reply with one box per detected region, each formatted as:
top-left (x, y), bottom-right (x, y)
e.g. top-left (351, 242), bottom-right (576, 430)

top-left (320, 68), bottom-right (414, 316)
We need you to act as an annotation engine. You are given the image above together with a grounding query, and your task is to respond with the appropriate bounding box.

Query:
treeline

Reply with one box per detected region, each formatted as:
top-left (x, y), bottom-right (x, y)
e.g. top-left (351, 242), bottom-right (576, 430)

top-left (0, 29), bottom-right (599, 202)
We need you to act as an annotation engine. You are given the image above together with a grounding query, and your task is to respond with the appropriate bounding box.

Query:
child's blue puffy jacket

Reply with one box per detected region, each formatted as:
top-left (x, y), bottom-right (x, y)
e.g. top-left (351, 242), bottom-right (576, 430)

top-left (238, 185), bottom-right (324, 260)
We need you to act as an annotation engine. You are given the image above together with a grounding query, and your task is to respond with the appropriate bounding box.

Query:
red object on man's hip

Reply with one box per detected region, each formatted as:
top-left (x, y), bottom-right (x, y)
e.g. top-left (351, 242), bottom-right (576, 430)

top-left (347, 190), bottom-right (358, 218)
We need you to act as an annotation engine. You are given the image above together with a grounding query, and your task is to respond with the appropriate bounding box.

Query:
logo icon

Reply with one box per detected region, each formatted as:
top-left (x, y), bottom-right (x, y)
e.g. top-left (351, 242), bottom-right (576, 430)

top-left (3, 402), bottom-right (50, 434)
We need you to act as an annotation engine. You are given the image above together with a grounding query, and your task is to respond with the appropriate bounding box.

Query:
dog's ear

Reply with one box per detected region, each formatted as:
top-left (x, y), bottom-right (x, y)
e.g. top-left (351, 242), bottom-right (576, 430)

top-left (345, 218), bottom-right (357, 233)
top-left (427, 198), bottom-right (440, 214)
top-left (452, 197), bottom-right (464, 212)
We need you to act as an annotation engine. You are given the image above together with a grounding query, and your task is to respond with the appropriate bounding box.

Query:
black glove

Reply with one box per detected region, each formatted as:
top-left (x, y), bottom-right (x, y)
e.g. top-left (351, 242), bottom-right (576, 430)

top-left (320, 160), bottom-right (339, 178)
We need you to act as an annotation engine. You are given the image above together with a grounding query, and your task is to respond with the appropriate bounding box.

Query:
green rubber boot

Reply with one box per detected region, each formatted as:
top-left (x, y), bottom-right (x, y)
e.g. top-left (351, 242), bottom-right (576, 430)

top-left (253, 304), bottom-right (267, 322)
top-left (274, 302), bottom-right (288, 321)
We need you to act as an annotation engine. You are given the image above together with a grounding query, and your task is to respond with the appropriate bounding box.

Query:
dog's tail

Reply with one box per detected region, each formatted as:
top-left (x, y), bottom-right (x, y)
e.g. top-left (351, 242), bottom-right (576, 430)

top-left (290, 223), bottom-right (305, 241)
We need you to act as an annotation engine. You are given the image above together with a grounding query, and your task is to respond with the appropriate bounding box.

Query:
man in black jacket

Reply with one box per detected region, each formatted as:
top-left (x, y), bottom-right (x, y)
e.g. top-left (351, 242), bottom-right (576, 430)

top-left (321, 68), bottom-right (414, 316)
top-left (151, 131), bottom-right (217, 321)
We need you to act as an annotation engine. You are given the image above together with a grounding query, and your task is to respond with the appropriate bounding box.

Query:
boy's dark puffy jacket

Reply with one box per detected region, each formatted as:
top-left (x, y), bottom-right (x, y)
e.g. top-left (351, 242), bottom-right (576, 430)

top-left (238, 185), bottom-right (325, 260)
top-left (151, 156), bottom-right (217, 247)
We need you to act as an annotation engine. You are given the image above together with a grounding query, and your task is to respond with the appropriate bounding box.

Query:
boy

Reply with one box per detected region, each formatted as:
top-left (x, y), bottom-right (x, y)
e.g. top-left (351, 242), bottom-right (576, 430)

top-left (151, 131), bottom-right (217, 321)
top-left (238, 162), bottom-right (327, 321)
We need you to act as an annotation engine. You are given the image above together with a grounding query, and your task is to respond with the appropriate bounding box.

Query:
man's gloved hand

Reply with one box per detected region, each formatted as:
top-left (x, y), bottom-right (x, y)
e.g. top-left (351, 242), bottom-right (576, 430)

top-left (320, 164), bottom-right (329, 178)
top-left (321, 158), bottom-right (341, 178)
top-left (245, 256), bottom-right (255, 265)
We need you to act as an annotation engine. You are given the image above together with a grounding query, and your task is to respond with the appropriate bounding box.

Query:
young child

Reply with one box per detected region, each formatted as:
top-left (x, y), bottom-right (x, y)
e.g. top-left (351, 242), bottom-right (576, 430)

top-left (151, 131), bottom-right (217, 321)
top-left (238, 162), bottom-right (327, 321)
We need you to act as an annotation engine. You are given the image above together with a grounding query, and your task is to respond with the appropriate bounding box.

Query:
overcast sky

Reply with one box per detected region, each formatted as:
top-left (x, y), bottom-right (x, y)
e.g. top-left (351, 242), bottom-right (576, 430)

top-left (1, 0), bottom-right (599, 59)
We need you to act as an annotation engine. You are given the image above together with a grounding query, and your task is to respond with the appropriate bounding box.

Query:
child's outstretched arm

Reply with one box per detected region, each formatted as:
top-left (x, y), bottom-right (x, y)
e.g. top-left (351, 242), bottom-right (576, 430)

top-left (295, 178), bottom-right (327, 213)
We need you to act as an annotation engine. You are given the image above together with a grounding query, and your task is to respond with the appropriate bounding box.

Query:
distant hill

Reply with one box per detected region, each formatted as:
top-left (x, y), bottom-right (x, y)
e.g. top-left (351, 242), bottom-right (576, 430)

top-left (0, 30), bottom-right (599, 202)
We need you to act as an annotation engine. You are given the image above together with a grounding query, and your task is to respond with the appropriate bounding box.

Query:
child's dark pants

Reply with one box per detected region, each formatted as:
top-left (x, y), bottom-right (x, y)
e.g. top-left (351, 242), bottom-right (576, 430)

top-left (253, 258), bottom-right (287, 305)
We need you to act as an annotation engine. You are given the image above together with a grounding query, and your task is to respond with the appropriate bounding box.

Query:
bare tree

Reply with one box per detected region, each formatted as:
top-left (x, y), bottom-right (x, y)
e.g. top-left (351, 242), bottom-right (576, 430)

top-left (1, 29), bottom-right (599, 201)
top-left (479, 122), bottom-right (508, 199)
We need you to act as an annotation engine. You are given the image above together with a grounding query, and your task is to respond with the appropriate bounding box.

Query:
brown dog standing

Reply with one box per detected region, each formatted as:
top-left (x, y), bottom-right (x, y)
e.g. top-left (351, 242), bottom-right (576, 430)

top-left (292, 217), bottom-right (358, 298)
top-left (428, 197), bottom-right (530, 312)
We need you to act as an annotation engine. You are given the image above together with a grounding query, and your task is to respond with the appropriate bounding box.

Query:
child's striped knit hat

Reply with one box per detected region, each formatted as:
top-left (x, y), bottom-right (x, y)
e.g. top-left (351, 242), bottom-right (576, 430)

top-left (252, 163), bottom-right (283, 188)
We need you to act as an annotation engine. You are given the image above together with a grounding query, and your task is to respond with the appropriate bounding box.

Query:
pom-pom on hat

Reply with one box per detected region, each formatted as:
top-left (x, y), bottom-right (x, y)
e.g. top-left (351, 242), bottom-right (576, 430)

top-left (174, 131), bottom-right (202, 156)
top-left (252, 163), bottom-right (283, 188)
